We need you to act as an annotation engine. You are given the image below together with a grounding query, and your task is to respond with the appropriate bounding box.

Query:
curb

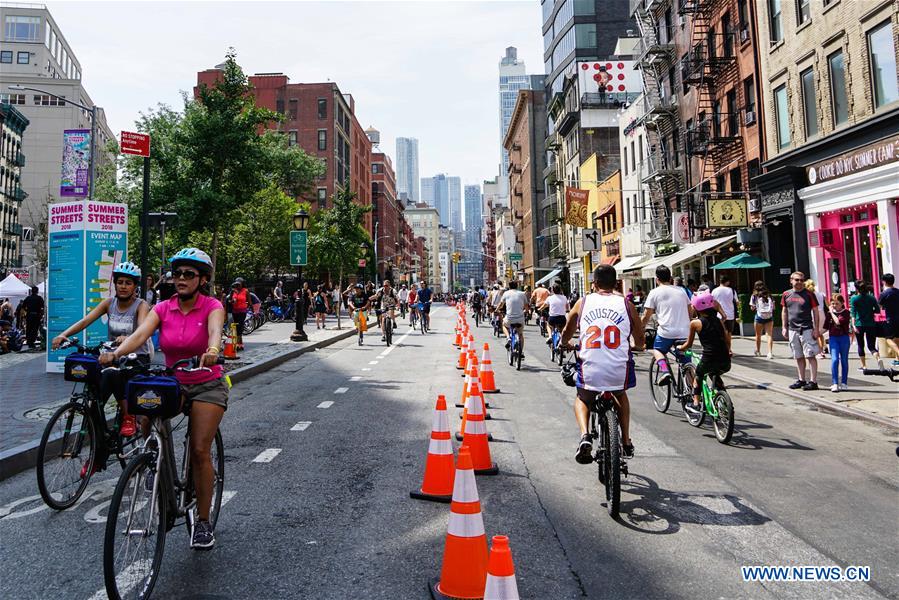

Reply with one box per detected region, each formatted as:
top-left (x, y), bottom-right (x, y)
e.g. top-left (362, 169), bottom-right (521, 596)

top-left (0, 328), bottom-right (357, 482)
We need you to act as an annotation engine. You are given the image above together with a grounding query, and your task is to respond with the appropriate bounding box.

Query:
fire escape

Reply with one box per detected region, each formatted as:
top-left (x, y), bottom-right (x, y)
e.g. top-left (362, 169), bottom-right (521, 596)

top-left (680, 0), bottom-right (743, 229)
top-left (635, 1), bottom-right (685, 244)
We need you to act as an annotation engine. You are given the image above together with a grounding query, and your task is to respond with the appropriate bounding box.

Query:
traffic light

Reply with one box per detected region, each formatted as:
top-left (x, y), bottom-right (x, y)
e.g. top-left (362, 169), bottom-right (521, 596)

top-left (452, 252), bottom-right (461, 264)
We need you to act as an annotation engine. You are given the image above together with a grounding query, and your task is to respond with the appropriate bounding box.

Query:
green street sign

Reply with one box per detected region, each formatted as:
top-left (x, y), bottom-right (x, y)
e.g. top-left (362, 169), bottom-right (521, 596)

top-left (290, 230), bottom-right (308, 266)
top-left (509, 252), bottom-right (523, 261)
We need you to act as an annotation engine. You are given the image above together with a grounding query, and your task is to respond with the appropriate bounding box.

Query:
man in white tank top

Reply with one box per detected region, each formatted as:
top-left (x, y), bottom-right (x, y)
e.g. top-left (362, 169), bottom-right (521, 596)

top-left (561, 265), bottom-right (644, 464)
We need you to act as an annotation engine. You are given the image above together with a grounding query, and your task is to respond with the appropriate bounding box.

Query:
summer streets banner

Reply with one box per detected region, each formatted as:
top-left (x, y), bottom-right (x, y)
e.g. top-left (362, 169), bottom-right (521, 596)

top-left (46, 201), bottom-right (127, 372)
top-left (565, 187), bottom-right (590, 228)
top-left (60, 129), bottom-right (91, 197)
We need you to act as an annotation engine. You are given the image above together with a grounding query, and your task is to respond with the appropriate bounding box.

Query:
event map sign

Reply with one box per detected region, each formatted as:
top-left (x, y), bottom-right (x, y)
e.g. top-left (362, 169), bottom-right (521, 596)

top-left (46, 201), bottom-right (128, 372)
top-left (60, 129), bottom-right (91, 197)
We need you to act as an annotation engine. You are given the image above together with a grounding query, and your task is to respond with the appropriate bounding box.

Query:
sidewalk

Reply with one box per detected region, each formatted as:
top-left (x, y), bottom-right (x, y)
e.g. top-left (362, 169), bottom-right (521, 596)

top-left (723, 335), bottom-right (897, 427)
top-left (0, 311), bottom-right (355, 474)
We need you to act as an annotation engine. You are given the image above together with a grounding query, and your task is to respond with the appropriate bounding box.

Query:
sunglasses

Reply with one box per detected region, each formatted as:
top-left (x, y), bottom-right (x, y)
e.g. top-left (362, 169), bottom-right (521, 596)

top-left (173, 269), bottom-right (200, 280)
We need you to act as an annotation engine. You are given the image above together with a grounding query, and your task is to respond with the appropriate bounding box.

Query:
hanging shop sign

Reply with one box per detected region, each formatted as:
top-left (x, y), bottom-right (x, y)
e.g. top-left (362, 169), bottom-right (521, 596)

top-left (706, 198), bottom-right (748, 228)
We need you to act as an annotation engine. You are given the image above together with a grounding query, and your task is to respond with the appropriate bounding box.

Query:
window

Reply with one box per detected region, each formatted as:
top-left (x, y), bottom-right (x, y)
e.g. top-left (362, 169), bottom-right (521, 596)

top-left (317, 158), bottom-right (327, 180)
top-left (317, 188), bottom-right (327, 209)
top-left (317, 129), bottom-right (327, 151)
top-left (800, 67), bottom-right (818, 138)
top-left (288, 130), bottom-right (297, 147)
top-left (828, 50), bottom-right (849, 125)
top-left (575, 24), bottom-right (596, 48)
top-left (796, 0), bottom-right (810, 26)
top-left (743, 76), bottom-right (756, 119)
top-left (0, 51), bottom-right (11, 63)
top-left (317, 98), bottom-right (327, 119)
top-left (34, 94), bottom-right (65, 106)
top-left (5, 16), bottom-right (41, 42)
top-left (716, 174), bottom-right (726, 193)
top-left (16, 51), bottom-right (29, 64)
top-left (727, 90), bottom-right (738, 136)
top-left (774, 84), bottom-right (790, 149)
top-left (868, 21), bottom-right (899, 108)
top-left (622, 146), bottom-right (628, 176)
top-left (747, 160), bottom-right (760, 190)
top-left (275, 99), bottom-right (284, 115)
top-left (738, 0), bottom-right (749, 29)
top-left (288, 99), bottom-right (298, 121)
top-left (722, 13), bottom-right (734, 57)
top-left (638, 134), bottom-right (644, 161)
top-left (372, 163), bottom-right (383, 174)
top-left (630, 140), bottom-right (636, 172)
top-left (769, 0), bottom-right (783, 43)
top-left (0, 94), bottom-right (26, 105)
top-left (729, 167), bottom-right (741, 192)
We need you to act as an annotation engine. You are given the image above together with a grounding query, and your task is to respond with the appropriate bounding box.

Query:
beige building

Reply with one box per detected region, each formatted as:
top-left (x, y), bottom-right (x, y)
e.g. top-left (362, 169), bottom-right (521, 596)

top-left (405, 204), bottom-right (442, 292)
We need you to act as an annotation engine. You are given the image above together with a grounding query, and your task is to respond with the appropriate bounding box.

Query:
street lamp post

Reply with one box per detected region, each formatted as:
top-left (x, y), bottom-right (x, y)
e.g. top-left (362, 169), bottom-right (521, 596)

top-left (10, 85), bottom-right (98, 201)
top-left (291, 208), bottom-right (310, 342)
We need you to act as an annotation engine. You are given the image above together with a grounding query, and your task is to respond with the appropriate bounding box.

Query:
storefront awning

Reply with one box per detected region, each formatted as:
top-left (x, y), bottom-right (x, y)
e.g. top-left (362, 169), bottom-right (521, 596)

top-left (535, 268), bottom-right (563, 286)
top-left (615, 255), bottom-right (650, 275)
top-left (711, 252), bottom-right (771, 269)
top-left (640, 235), bottom-right (736, 279)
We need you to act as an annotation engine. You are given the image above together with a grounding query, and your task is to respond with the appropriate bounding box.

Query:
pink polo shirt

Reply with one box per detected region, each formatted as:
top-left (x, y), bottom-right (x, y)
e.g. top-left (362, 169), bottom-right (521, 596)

top-left (153, 294), bottom-right (224, 385)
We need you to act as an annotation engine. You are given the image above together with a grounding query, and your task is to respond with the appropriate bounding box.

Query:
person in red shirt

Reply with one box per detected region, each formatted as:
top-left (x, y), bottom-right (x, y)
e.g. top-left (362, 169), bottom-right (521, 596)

top-left (228, 279), bottom-right (249, 350)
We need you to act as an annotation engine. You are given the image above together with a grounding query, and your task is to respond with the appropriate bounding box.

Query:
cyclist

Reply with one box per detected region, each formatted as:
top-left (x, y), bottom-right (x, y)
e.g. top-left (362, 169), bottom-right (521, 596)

top-left (99, 248), bottom-right (227, 550)
top-left (641, 265), bottom-right (692, 386)
top-left (544, 283), bottom-right (569, 345)
top-left (372, 280), bottom-right (399, 342)
top-left (678, 291), bottom-right (730, 413)
top-left (562, 265), bottom-right (643, 462)
top-left (498, 280), bottom-right (528, 358)
top-left (349, 284), bottom-right (370, 342)
top-left (52, 261), bottom-right (152, 441)
top-left (470, 287), bottom-right (483, 322)
top-left (408, 284), bottom-right (418, 326)
top-left (417, 280), bottom-right (433, 331)
top-left (533, 282), bottom-right (551, 334)
top-left (398, 284), bottom-right (409, 319)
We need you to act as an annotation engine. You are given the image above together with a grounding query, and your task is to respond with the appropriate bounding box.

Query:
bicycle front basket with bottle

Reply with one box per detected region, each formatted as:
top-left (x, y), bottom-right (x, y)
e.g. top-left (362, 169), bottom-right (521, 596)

top-left (126, 375), bottom-right (182, 419)
top-left (64, 354), bottom-right (101, 383)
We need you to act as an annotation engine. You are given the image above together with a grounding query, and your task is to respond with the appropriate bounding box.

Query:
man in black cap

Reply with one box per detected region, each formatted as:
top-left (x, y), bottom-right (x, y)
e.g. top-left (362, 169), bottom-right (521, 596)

top-left (21, 286), bottom-right (44, 349)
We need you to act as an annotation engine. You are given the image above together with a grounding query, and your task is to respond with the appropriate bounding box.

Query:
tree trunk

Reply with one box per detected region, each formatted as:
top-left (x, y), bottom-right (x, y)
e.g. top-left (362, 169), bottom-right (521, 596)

top-left (336, 265), bottom-right (343, 329)
top-left (211, 225), bottom-right (219, 297)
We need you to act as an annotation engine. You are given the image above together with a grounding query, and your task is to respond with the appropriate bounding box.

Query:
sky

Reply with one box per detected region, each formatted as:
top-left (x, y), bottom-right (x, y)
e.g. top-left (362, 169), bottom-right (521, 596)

top-left (46, 0), bottom-right (544, 191)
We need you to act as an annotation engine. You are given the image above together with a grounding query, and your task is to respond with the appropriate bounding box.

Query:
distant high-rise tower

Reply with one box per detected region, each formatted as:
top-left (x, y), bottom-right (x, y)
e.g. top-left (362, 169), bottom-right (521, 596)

top-left (447, 176), bottom-right (462, 234)
top-left (498, 47), bottom-right (542, 203)
top-left (395, 137), bottom-right (420, 202)
top-left (421, 173), bottom-right (451, 228)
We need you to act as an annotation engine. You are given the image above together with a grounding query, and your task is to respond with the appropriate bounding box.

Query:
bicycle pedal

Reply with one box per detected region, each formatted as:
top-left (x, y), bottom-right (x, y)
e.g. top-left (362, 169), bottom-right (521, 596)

top-left (621, 464), bottom-right (629, 477)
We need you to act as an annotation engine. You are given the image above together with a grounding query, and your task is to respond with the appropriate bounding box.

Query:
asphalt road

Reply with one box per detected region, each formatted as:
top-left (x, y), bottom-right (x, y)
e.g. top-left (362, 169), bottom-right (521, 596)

top-left (1, 306), bottom-right (896, 599)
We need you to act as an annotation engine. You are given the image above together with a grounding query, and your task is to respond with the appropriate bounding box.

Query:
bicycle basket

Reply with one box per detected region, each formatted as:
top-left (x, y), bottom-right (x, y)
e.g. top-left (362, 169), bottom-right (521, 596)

top-left (126, 375), bottom-right (181, 419)
top-left (64, 354), bottom-right (101, 383)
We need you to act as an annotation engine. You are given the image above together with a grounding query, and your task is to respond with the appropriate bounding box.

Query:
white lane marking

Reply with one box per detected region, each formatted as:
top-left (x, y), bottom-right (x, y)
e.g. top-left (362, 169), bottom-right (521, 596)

top-left (334, 387), bottom-right (348, 394)
top-left (368, 360), bottom-right (379, 365)
top-left (89, 559), bottom-right (154, 600)
top-left (349, 376), bottom-right (362, 381)
top-left (317, 401), bottom-right (334, 409)
top-left (252, 448), bottom-right (282, 463)
top-left (84, 500), bottom-right (113, 524)
top-left (291, 421), bottom-right (312, 431)
top-left (361, 368), bottom-right (371, 371)
top-left (220, 490), bottom-right (237, 507)
top-left (396, 330), bottom-right (414, 346)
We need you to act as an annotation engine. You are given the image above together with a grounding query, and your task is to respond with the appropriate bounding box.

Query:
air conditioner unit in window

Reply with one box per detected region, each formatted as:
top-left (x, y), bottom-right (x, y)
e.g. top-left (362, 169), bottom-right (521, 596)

top-left (808, 229), bottom-right (838, 249)
top-left (744, 110), bottom-right (757, 125)
top-left (678, 15), bottom-right (686, 27)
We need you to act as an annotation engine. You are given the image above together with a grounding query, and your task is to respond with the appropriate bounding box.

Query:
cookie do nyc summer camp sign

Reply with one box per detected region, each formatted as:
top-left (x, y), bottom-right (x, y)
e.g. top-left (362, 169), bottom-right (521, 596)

top-left (46, 201), bottom-right (128, 372)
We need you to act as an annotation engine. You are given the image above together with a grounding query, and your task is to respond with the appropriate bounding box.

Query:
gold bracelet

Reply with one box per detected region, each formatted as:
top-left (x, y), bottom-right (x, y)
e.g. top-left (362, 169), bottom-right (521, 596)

top-left (206, 346), bottom-right (220, 354)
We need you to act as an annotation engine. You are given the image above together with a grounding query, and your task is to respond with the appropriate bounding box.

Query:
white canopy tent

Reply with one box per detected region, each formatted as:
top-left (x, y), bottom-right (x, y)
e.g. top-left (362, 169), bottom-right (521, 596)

top-left (0, 273), bottom-right (32, 310)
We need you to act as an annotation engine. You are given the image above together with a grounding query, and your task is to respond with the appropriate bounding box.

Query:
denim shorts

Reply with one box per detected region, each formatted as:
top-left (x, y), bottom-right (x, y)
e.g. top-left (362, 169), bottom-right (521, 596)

top-left (653, 335), bottom-right (681, 354)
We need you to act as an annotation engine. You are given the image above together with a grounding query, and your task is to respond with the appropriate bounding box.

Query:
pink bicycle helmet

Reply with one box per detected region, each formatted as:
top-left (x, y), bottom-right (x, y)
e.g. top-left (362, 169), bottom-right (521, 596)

top-left (691, 291), bottom-right (716, 312)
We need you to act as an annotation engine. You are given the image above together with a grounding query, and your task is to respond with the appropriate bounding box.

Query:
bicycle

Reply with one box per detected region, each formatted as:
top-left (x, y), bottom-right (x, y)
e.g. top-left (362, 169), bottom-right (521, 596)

top-left (491, 312), bottom-right (503, 338)
top-left (103, 355), bottom-right (225, 600)
top-left (648, 343), bottom-right (695, 414)
top-left (418, 302), bottom-right (430, 334)
top-left (409, 306), bottom-right (418, 330)
top-left (680, 350), bottom-right (735, 444)
top-left (36, 340), bottom-right (141, 510)
top-left (538, 311), bottom-right (548, 338)
top-left (507, 324), bottom-right (523, 370)
top-left (561, 356), bottom-right (628, 517)
top-left (353, 309), bottom-right (367, 345)
top-left (382, 310), bottom-right (394, 346)
top-left (549, 325), bottom-right (565, 366)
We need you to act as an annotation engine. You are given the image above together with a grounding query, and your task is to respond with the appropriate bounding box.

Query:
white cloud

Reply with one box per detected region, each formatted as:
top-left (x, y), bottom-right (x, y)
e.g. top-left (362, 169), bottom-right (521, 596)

top-left (46, 0), bottom-right (544, 186)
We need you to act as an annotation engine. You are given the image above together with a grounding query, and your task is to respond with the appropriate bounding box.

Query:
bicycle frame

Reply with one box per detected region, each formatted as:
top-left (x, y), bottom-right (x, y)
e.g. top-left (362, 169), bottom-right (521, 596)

top-left (139, 416), bottom-right (193, 536)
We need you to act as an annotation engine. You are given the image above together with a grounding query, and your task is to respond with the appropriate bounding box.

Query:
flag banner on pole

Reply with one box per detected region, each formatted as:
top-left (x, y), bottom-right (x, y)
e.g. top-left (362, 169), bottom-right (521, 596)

top-left (565, 188), bottom-right (589, 228)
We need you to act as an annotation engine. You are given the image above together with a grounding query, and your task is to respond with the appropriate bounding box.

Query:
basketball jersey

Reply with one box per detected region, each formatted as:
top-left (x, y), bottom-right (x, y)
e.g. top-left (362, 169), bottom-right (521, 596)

top-left (575, 292), bottom-right (632, 391)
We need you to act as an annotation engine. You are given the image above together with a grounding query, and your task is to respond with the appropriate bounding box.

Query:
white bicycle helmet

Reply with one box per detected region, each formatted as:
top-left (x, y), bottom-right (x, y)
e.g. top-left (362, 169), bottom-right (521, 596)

top-left (169, 247), bottom-right (213, 276)
top-left (112, 261), bottom-right (141, 282)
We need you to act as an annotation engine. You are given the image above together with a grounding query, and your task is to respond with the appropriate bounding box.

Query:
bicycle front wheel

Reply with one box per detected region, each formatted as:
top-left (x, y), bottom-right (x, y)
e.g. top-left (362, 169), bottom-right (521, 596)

top-left (36, 401), bottom-right (97, 510)
top-left (601, 410), bottom-right (621, 517)
top-left (648, 358), bottom-right (671, 413)
top-left (712, 391), bottom-right (735, 444)
top-left (104, 452), bottom-right (166, 600)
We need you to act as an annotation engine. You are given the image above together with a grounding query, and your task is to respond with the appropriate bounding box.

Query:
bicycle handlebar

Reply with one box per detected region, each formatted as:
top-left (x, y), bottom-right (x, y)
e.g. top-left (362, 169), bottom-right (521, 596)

top-left (112, 353), bottom-right (225, 376)
top-left (57, 338), bottom-right (117, 355)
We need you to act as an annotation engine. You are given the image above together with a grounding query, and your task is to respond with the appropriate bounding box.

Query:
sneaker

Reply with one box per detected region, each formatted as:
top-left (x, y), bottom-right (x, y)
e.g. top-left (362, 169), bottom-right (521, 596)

top-left (766, 352), bottom-right (773, 360)
top-left (622, 442), bottom-right (635, 459)
top-left (789, 380), bottom-right (806, 389)
top-left (191, 519), bottom-right (215, 550)
top-left (754, 351), bottom-right (760, 357)
top-left (381, 335), bottom-right (386, 341)
top-left (839, 383), bottom-right (849, 391)
top-left (120, 415), bottom-right (137, 438)
top-left (656, 371), bottom-right (672, 386)
top-left (504, 341), bottom-right (511, 350)
top-left (830, 384), bottom-right (839, 393)
top-left (876, 358), bottom-right (885, 371)
top-left (802, 381), bottom-right (819, 391)
top-left (575, 434), bottom-right (593, 464)
top-left (857, 366), bottom-right (865, 372)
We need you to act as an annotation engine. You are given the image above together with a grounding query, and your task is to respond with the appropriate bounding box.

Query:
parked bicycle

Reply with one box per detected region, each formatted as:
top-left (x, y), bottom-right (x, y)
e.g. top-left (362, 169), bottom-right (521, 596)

top-left (36, 339), bottom-right (141, 510)
top-left (103, 354), bottom-right (225, 600)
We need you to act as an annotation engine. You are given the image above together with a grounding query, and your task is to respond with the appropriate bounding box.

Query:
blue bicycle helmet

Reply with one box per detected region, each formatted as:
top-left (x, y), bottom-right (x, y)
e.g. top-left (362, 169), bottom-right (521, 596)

top-left (112, 261), bottom-right (141, 282)
top-left (169, 247), bottom-right (213, 276)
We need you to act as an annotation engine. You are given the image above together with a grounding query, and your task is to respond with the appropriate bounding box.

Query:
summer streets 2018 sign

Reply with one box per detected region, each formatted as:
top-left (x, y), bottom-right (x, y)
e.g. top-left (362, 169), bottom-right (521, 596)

top-left (46, 201), bottom-right (128, 373)
top-left (807, 134), bottom-right (899, 185)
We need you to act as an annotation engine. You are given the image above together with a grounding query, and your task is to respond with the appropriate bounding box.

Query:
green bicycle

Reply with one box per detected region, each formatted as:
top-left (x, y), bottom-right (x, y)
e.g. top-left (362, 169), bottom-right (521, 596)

top-left (680, 350), bottom-right (735, 444)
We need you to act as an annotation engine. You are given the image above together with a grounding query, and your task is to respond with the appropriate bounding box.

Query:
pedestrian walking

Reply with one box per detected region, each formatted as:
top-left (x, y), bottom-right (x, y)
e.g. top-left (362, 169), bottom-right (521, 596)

top-left (805, 279), bottom-right (828, 358)
top-left (826, 293), bottom-right (851, 392)
top-left (781, 271), bottom-right (821, 391)
top-left (878, 273), bottom-right (899, 364)
top-left (750, 280), bottom-right (775, 359)
top-left (850, 280), bottom-right (881, 371)
top-left (21, 286), bottom-right (45, 350)
top-left (711, 275), bottom-right (738, 353)
top-left (313, 285), bottom-right (329, 329)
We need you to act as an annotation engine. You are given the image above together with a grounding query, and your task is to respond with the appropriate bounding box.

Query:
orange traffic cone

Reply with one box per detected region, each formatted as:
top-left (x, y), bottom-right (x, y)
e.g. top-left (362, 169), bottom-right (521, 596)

top-left (461, 381), bottom-right (498, 475)
top-left (430, 447), bottom-right (489, 600)
top-left (480, 344), bottom-right (499, 394)
top-left (223, 327), bottom-right (238, 360)
top-left (459, 357), bottom-right (490, 420)
top-left (484, 536), bottom-right (519, 600)
top-left (462, 349), bottom-right (475, 377)
top-left (457, 335), bottom-right (469, 370)
top-left (456, 358), bottom-right (476, 408)
top-left (411, 395), bottom-right (455, 503)
top-left (453, 326), bottom-right (462, 348)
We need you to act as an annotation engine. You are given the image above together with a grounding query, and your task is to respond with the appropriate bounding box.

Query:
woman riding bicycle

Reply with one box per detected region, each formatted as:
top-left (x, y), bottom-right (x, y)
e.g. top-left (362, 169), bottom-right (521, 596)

top-left (98, 247), bottom-right (227, 550)
top-left (52, 261), bottom-right (152, 440)
top-left (544, 283), bottom-right (569, 344)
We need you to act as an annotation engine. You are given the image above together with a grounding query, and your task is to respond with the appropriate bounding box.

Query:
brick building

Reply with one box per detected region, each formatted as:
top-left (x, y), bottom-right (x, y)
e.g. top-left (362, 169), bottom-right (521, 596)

top-left (195, 69), bottom-right (372, 226)
top-left (504, 89), bottom-right (548, 288)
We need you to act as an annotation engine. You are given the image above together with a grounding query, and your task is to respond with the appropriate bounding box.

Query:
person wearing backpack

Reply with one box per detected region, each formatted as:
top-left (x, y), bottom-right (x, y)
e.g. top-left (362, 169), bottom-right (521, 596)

top-left (313, 285), bottom-right (330, 329)
top-left (750, 280), bottom-right (775, 359)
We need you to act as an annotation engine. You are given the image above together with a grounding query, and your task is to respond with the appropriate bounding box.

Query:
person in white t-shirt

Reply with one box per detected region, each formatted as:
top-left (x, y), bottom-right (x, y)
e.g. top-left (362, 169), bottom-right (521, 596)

top-left (711, 275), bottom-right (739, 353)
top-left (544, 283), bottom-right (569, 343)
top-left (641, 265), bottom-right (692, 386)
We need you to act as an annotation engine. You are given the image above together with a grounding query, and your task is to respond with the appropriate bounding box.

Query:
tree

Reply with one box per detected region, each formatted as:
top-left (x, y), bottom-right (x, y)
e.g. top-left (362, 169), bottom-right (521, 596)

top-left (308, 188), bottom-right (372, 328)
top-left (227, 185), bottom-right (304, 281)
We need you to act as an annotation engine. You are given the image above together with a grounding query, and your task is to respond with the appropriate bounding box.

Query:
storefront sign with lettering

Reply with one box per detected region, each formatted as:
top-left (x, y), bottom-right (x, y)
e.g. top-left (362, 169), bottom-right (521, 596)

top-left (807, 135), bottom-right (899, 184)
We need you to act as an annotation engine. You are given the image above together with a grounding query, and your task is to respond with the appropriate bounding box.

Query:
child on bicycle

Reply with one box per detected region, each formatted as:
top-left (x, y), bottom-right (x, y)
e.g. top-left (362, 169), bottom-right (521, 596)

top-left (678, 291), bottom-right (731, 413)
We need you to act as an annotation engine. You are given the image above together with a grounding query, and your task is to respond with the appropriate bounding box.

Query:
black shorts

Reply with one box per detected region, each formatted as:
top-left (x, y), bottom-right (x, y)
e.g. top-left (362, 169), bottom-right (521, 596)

top-left (576, 387), bottom-right (627, 409)
top-left (694, 358), bottom-right (730, 388)
top-left (548, 315), bottom-right (566, 329)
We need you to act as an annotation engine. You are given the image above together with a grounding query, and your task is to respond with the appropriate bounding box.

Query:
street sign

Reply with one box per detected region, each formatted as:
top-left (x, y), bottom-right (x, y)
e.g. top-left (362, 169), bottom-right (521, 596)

top-left (509, 252), bottom-right (522, 261)
top-left (358, 259), bottom-right (367, 268)
top-left (582, 229), bottom-right (601, 252)
top-left (290, 230), bottom-right (308, 266)
top-left (120, 131), bottom-right (151, 157)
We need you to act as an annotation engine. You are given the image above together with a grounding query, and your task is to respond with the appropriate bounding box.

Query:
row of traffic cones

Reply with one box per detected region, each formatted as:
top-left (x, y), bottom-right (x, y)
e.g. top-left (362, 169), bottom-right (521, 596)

top-left (410, 303), bottom-right (517, 599)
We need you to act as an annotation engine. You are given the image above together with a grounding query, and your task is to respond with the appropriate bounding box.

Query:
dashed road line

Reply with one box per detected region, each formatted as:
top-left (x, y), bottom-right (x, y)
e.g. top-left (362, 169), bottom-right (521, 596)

top-left (291, 421), bottom-right (312, 431)
top-left (317, 401), bottom-right (334, 409)
top-left (361, 368), bottom-right (372, 371)
top-left (368, 360), bottom-right (379, 365)
top-left (349, 376), bottom-right (362, 381)
top-left (334, 387), bottom-right (348, 394)
top-left (252, 448), bottom-right (282, 463)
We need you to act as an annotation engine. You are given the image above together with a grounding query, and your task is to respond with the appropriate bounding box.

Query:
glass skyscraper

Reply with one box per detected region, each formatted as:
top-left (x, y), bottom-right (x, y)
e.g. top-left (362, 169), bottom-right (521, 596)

top-left (498, 47), bottom-right (541, 203)
top-left (395, 137), bottom-right (420, 202)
